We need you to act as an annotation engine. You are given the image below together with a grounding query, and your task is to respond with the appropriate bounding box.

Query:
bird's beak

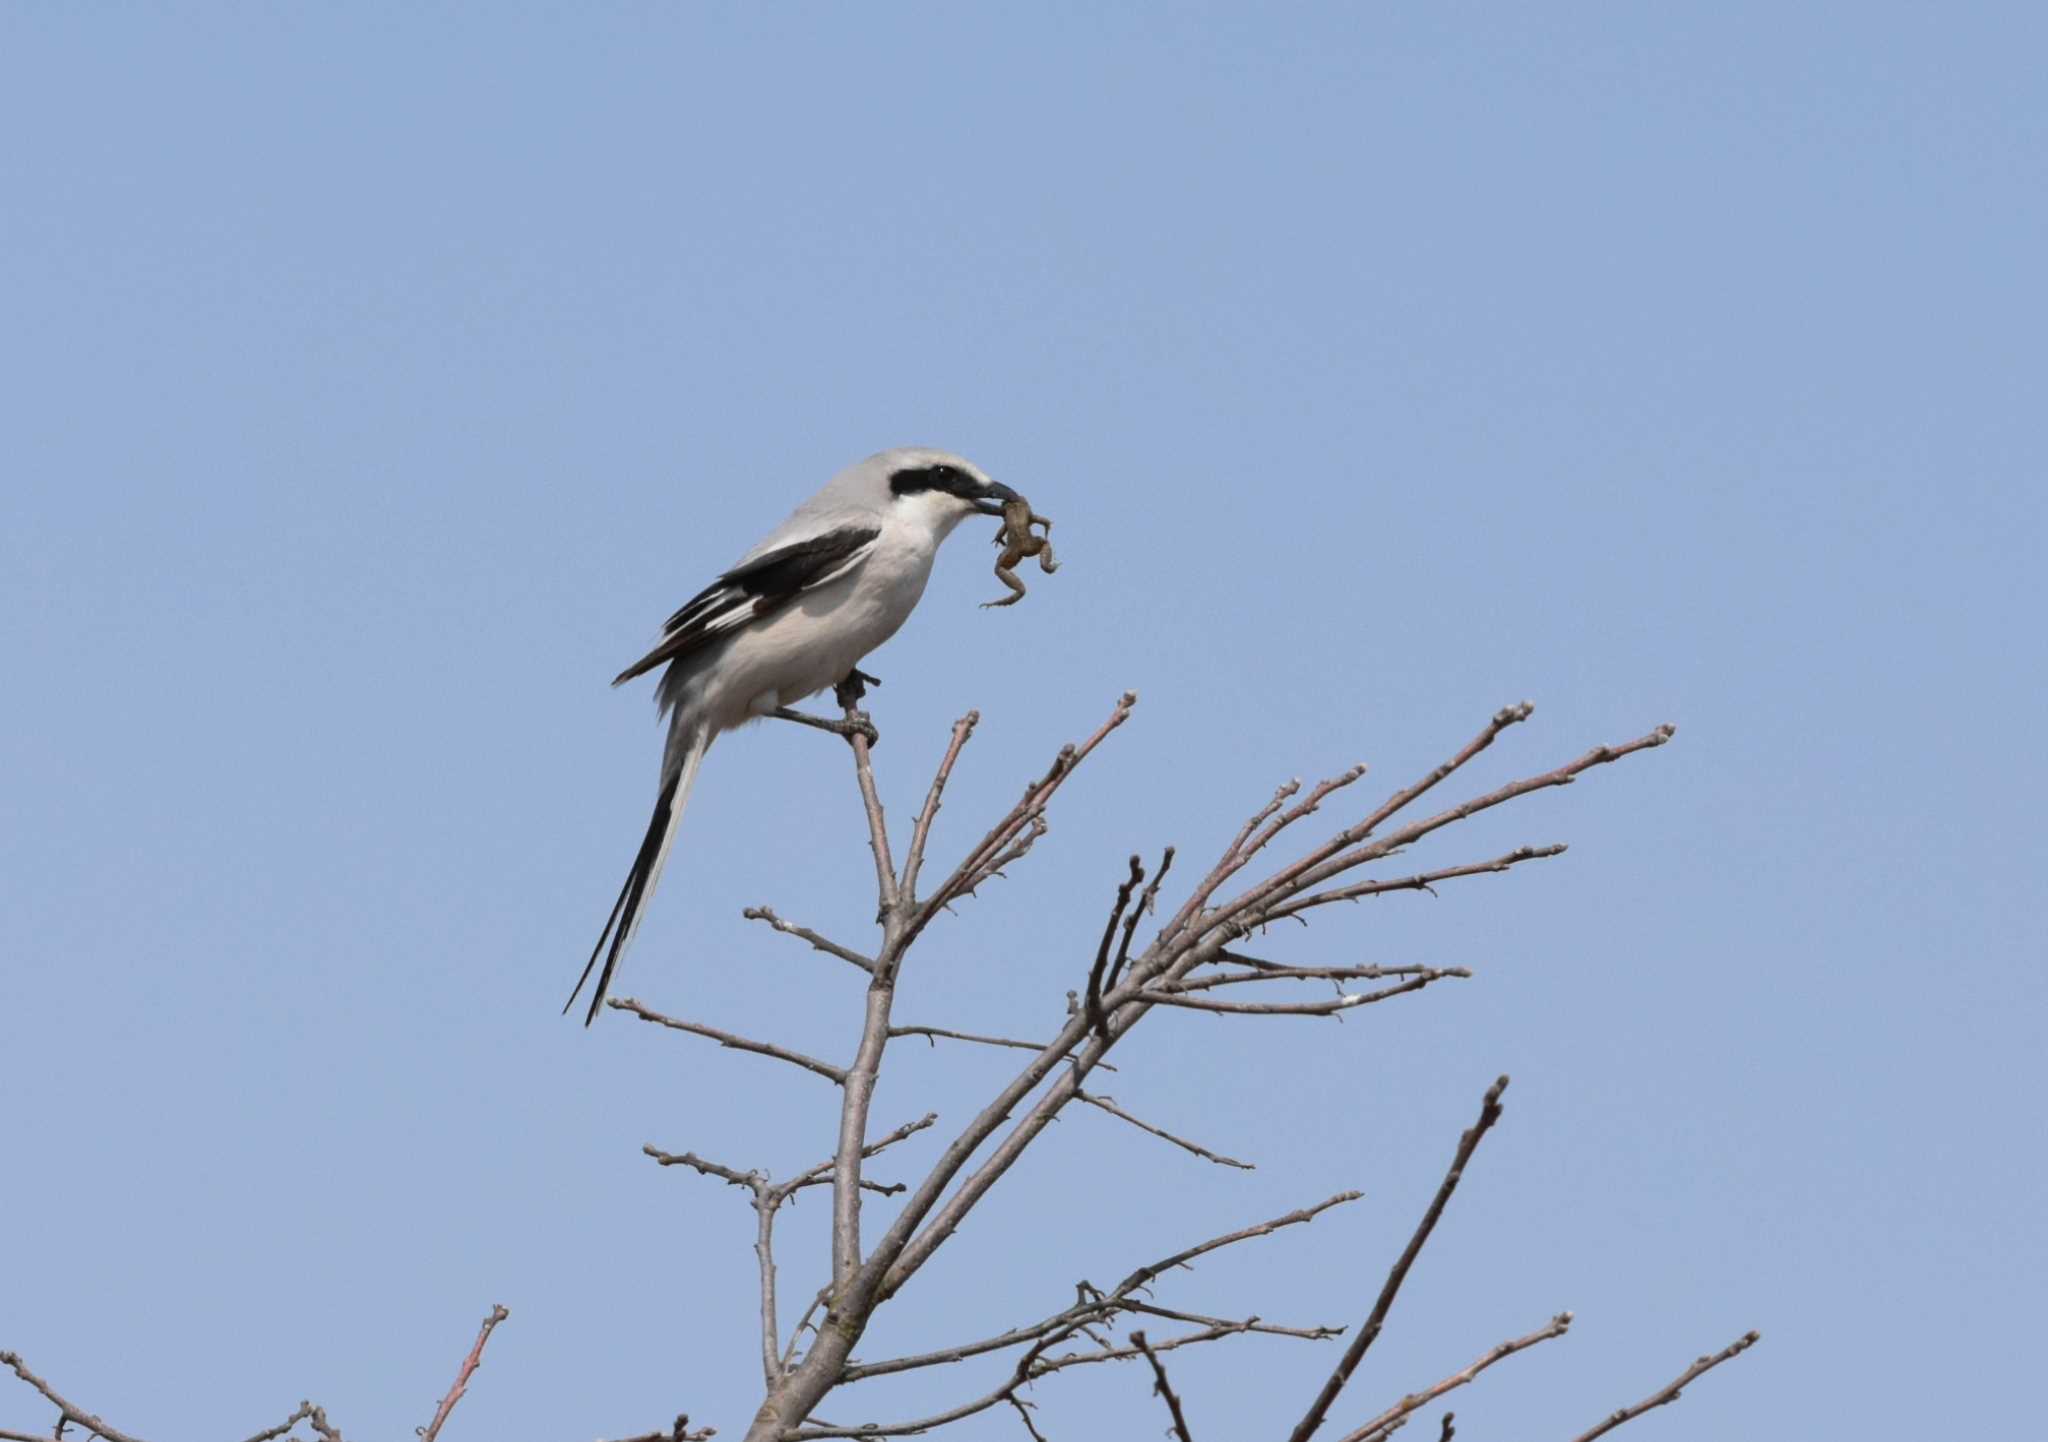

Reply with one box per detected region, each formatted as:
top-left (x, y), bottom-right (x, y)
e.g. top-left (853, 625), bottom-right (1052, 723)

top-left (973, 481), bottom-right (1021, 516)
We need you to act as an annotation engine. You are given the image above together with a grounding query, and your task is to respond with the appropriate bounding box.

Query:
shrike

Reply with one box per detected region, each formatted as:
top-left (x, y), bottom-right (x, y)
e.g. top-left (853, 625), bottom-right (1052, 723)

top-left (565, 447), bottom-right (1021, 1024)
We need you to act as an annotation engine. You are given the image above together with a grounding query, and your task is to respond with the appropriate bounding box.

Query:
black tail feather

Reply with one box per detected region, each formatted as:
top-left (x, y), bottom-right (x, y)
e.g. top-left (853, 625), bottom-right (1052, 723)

top-left (566, 771), bottom-right (681, 1026)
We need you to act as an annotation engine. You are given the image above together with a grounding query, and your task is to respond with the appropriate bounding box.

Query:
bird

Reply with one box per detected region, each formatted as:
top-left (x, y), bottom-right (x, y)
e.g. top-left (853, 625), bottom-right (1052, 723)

top-left (565, 446), bottom-right (1022, 1025)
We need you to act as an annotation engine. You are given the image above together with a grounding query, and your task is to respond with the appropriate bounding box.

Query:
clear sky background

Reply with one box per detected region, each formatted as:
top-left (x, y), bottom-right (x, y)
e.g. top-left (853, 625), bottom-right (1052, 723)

top-left (3, 6), bottom-right (2042, 1440)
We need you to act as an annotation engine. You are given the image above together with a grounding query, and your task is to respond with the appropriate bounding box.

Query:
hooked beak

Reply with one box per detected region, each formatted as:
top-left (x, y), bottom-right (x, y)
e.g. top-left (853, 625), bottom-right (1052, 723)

top-left (973, 480), bottom-right (1021, 516)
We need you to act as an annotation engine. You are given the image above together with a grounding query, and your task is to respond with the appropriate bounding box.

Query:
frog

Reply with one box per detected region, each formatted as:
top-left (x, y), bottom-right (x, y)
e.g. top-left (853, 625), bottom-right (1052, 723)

top-left (983, 495), bottom-right (1059, 608)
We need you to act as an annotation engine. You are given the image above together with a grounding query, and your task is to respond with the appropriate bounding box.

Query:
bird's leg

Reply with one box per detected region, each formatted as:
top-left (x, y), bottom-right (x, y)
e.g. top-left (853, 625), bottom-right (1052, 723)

top-left (836, 667), bottom-right (881, 704)
top-left (819, 668), bottom-right (882, 745)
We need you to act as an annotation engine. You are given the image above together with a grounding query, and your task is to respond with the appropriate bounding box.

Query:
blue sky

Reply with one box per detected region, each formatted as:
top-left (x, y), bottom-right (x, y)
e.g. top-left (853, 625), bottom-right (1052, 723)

top-left (3, 5), bottom-right (2042, 1439)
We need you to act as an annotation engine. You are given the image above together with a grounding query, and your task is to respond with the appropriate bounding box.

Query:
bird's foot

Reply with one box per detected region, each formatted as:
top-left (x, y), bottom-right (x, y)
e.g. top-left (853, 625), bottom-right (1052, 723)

top-left (773, 706), bottom-right (880, 748)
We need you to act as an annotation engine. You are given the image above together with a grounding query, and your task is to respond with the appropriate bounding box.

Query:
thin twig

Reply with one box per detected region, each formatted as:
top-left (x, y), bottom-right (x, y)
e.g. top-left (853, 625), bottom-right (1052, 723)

top-left (1086, 855), bottom-right (1146, 1042)
top-left (1004, 1395), bottom-right (1048, 1442)
top-left (1137, 971), bottom-right (1467, 1016)
top-left (1287, 1077), bottom-right (1511, 1442)
top-left (840, 694), bottom-right (899, 918)
top-left (1263, 846), bottom-right (1567, 923)
top-left (1163, 960), bottom-right (1456, 994)
top-left (1565, 1331), bottom-right (1761, 1442)
top-left (888, 1024), bottom-right (1116, 1071)
top-left (902, 711), bottom-right (980, 902)
top-left (1333, 1312), bottom-right (1572, 1442)
top-left (779, 1285), bottom-right (833, 1377)
top-left (1130, 1331), bottom-right (1195, 1442)
top-left (609, 997), bottom-right (848, 1085)
top-left (642, 1146), bottom-right (765, 1191)
top-left (743, 907), bottom-right (875, 974)
top-left (1108, 846), bottom-right (1174, 993)
top-left (419, 1305), bottom-right (509, 1442)
top-left (1076, 1090), bottom-right (1254, 1169)
top-left (1123, 1300), bottom-right (1341, 1342)
top-left (1115, 1190), bottom-right (1362, 1294)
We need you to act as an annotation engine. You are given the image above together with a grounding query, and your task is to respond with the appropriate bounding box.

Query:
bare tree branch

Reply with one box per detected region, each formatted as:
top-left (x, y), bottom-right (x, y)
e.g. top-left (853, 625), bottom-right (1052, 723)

top-left (753, 1193), bottom-right (783, 1387)
top-left (1288, 1077), bottom-right (1511, 1442)
top-left (901, 711), bottom-right (980, 902)
top-left (1115, 1190), bottom-right (1362, 1295)
top-left (1125, 1300), bottom-right (1340, 1343)
top-left (642, 1146), bottom-right (766, 1191)
top-left (888, 1024), bottom-right (1115, 1071)
top-left (1137, 970), bottom-right (1468, 1016)
top-left (831, 982), bottom-right (893, 1284)
top-left (1565, 1331), bottom-right (1761, 1442)
top-left (1, 1352), bottom-right (150, 1442)
top-left (1163, 958), bottom-right (1461, 994)
top-left (419, 1305), bottom-right (509, 1442)
top-left (828, 687), bottom-right (911, 1295)
top-left (744, 907), bottom-right (875, 975)
top-left (1263, 845), bottom-right (1568, 923)
top-left (1108, 846), bottom-right (1174, 993)
top-left (1086, 855), bottom-right (1146, 1042)
top-left (1004, 1394), bottom-right (1048, 1442)
top-left (1130, 1331), bottom-right (1195, 1442)
top-left (610, 997), bottom-right (849, 1085)
top-left (1333, 1312), bottom-right (1572, 1442)
top-left (1075, 1089), bottom-right (1254, 1169)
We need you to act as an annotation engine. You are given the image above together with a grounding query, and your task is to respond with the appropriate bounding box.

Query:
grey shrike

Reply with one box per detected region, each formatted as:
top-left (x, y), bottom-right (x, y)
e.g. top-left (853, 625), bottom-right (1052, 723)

top-left (565, 446), bottom-right (1021, 1024)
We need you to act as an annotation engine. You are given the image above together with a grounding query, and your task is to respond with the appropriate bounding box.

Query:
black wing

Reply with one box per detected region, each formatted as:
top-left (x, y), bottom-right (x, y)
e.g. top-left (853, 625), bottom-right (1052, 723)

top-left (612, 523), bottom-right (880, 686)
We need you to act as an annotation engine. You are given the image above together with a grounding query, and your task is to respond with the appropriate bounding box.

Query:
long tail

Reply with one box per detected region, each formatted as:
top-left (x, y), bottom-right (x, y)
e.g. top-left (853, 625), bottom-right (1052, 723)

top-left (566, 729), bottom-right (709, 1026)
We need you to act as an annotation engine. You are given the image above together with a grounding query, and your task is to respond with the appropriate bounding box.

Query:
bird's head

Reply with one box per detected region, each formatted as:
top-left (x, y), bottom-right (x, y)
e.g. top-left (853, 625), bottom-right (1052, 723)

top-left (873, 447), bottom-right (1020, 535)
